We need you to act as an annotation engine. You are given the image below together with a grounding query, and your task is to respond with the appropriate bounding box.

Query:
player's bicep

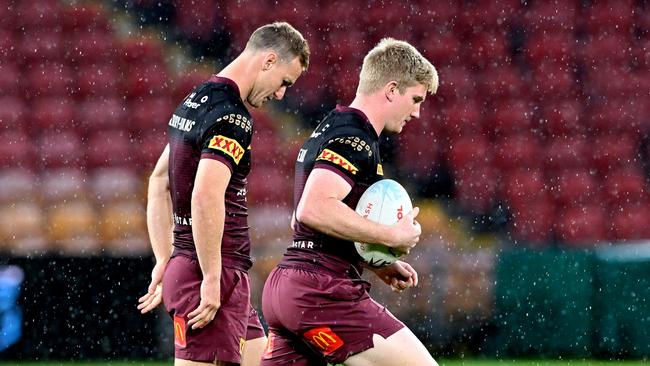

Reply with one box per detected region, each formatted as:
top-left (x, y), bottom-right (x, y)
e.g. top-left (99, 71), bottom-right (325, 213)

top-left (192, 159), bottom-right (232, 203)
top-left (303, 168), bottom-right (352, 202)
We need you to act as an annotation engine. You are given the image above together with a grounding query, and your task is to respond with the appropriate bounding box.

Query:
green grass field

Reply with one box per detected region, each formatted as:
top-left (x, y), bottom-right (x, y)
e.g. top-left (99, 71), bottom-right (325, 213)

top-left (3, 361), bottom-right (648, 366)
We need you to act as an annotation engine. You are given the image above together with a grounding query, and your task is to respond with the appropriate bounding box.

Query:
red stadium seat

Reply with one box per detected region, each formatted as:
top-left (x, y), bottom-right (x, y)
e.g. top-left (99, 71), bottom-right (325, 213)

top-left (128, 96), bottom-right (174, 132)
top-left (544, 136), bottom-right (589, 172)
top-left (31, 96), bottom-right (76, 131)
top-left (602, 168), bottom-right (647, 206)
top-left (501, 169), bottom-right (547, 207)
top-left (541, 101), bottom-right (583, 137)
top-left (76, 63), bottom-right (120, 98)
top-left (39, 131), bottom-right (84, 169)
top-left (24, 63), bottom-right (74, 99)
top-left (584, 64), bottom-right (639, 99)
top-left (419, 32), bottom-right (462, 67)
top-left (118, 37), bottom-right (164, 67)
top-left (0, 96), bottom-right (27, 132)
top-left (62, 4), bottom-right (111, 35)
top-left (67, 32), bottom-right (116, 65)
top-left (247, 166), bottom-right (292, 207)
top-left (16, 0), bottom-right (63, 31)
top-left (589, 134), bottom-right (638, 174)
top-left (436, 66), bottom-right (476, 103)
top-left (86, 130), bottom-right (136, 169)
top-left (0, 132), bottom-right (36, 170)
top-left (530, 62), bottom-right (578, 101)
top-left (550, 169), bottom-right (599, 208)
top-left (454, 165), bottom-right (499, 213)
top-left (522, 0), bottom-right (577, 33)
top-left (19, 31), bottom-right (64, 63)
top-left (442, 101), bottom-right (482, 138)
top-left (582, 1), bottom-right (634, 35)
top-left (587, 98), bottom-right (644, 136)
top-left (172, 69), bottom-right (211, 103)
top-left (609, 203), bottom-right (650, 242)
top-left (0, 63), bottom-right (19, 96)
top-left (465, 31), bottom-right (511, 68)
top-left (476, 66), bottom-right (525, 102)
top-left (0, 30), bottom-right (18, 64)
top-left (456, 0), bottom-right (520, 33)
top-left (77, 97), bottom-right (128, 133)
top-left (555, 204), bottom-right (608, 247)
top-left (493, 134), bottom-right (543, 172)
top-left (580, 34), bottom-right (631, 67)
top-left (137, 131), bottom-right (168, 170)
top-left (122, 64), bottom-right (170, 99)
top-left (526, 32), bottom-right (576, 67)
top-left (395, 130), bottom-right (441, 180)
top-left (447, 135), bottom-right (492, 171)
top-left (485, 99), bottom-right (533, 136)
top-left (508, 197), bottom-right (554, 244)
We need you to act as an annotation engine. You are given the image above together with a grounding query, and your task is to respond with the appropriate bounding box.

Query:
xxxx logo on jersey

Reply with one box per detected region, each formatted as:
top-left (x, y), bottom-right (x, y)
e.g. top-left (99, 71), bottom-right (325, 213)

top-left (317, 149), bottom-right (358, 175)
top-left (208, 135), bottom-right (245, 164)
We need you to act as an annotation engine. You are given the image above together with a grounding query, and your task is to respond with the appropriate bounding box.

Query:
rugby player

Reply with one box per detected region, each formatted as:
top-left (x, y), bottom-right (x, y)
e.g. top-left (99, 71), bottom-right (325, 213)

top-left (137, 22), bottom-right (309, 366)
top-left (261, 38), bottom-right (439, 366)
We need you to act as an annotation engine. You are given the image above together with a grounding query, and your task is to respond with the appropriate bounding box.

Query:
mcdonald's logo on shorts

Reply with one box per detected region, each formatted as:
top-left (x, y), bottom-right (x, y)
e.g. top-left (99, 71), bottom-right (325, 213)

top-left (173, 315), bottom-right (187, 348)
top-left (303, 326), bottom-right (344, 355)
top-left (208, 135), bottom-right (245, 164)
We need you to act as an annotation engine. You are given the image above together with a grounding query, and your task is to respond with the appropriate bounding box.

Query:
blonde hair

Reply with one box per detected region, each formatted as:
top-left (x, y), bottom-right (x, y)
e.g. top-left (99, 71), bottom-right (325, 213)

top-left (357, 38), bottom-right (438, 95)
top-left (246, 22), bottom-right (310, 70)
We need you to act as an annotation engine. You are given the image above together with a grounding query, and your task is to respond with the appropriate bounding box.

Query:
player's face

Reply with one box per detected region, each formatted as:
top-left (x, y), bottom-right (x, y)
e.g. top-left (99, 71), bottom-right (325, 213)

top-left (248, 56), bottom-right (303, 108)
top-left (385, 83), bottom-right (427, 134)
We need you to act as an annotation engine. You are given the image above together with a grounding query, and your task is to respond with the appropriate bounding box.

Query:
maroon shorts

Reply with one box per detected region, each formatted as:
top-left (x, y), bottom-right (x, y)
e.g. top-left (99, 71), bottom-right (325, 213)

top-left (261, 265), bottom-right (404, 365)
top-left (162, 255), bottom-right (262, 363)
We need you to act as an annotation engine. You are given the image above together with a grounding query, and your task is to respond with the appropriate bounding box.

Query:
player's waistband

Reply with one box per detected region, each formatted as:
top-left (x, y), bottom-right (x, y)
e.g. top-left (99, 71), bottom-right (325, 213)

top-left (280, 248), bottom-right (363, 279)
top-left (171, 248), bottom-right (253, 272)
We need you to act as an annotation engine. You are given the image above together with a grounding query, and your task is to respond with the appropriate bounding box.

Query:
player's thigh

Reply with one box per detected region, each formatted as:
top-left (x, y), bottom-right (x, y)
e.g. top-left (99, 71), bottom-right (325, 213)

top-left (342, 327), bottom-right (437, 366)
top-left (241, 336), bottom-right (267, 366)
top-left (174, 358), bottom-right (236, 366)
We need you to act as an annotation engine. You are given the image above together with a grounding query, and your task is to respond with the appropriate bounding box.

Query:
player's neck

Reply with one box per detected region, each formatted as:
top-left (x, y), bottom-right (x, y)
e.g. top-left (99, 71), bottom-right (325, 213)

top-left (349, 96), bottom-right (385, 136)
top-left (217, 52), bottom-right (257, 103)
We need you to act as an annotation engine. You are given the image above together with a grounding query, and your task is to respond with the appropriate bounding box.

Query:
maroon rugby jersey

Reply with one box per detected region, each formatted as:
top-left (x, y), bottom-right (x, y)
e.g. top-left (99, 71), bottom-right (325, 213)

top-left (283, 105), bottom-right (384, 274)
top-left (168, 76), bottom-right (253, 270)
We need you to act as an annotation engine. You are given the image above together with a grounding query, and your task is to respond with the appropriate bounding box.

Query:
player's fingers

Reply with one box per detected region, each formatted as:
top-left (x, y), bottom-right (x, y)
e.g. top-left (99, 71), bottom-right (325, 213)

top-left (187, 303), bottom-right (206, 324)
top-left (412, 269), bottom-right (419, 287)
top-left (407, 207), bottom-right (420, 220)
top-left (141, 293), bottom-right (162, 313)
top-left (138, 292), bottom-right (150, 303)
top-left (148, 281), bottom-right (160, 295)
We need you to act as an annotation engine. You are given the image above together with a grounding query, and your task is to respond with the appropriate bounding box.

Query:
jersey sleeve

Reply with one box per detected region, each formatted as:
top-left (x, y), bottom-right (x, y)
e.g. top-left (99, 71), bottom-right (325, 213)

top-left (313, 133), bottom-right (373, 186)
top-left (199, 110), bottom-right (253, 172)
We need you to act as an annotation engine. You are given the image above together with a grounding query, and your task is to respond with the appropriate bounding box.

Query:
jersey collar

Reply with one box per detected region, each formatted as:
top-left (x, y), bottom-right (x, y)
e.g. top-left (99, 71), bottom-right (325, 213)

top-left (335, 105), bottom-right (379, 139)
top-left (208, 75), bottom-right (242, 99)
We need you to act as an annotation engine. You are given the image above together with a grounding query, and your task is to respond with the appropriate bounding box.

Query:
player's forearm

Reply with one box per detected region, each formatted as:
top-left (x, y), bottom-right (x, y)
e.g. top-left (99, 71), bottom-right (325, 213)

top-left (297, 197), bottom-right (396, 246)
top-left (146, 176), bottom-right (173, 263)
top-left (191, 196), bottom-right (224, 281)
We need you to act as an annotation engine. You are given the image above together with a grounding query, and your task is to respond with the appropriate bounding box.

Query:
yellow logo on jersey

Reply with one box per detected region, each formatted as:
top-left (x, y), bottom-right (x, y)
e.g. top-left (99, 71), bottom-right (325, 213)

top-left (377, 164), bottom-right (383, 176)
top-left (208, 135), bottom-right (245, 164)
top-left (317, 149), bottom-right (359, 175)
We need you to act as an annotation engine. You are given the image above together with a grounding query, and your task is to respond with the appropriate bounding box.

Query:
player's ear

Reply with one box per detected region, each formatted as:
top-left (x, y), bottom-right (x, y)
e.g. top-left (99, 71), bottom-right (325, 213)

top-left (384, 81), bottom-right (398, 102)
top-left (262, 52), bottom-right (278, 71)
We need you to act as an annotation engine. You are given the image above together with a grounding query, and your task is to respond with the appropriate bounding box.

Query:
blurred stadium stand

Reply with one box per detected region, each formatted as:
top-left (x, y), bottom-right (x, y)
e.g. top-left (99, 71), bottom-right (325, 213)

top-left (1, 0), bottom-right (650, 360)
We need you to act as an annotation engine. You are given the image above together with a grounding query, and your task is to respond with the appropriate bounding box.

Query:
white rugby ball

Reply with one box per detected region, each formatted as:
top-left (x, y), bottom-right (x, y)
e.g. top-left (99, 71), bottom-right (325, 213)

top-left (355, 179), bottom-right (413, 268)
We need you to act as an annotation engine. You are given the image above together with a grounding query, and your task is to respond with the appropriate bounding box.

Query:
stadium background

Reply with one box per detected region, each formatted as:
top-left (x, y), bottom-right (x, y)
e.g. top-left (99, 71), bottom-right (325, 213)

top-left (0, 0), bottom-right (649, 363)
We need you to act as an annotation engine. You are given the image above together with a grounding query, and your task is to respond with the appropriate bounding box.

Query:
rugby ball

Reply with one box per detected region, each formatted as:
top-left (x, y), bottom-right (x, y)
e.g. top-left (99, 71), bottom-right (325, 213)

top-left (354, 179), bottom-right (413, 268)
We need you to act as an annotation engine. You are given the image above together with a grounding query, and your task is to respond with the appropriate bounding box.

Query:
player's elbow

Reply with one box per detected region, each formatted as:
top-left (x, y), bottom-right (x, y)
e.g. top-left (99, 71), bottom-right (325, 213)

top-left (295, 199), bottom-right (319, 227)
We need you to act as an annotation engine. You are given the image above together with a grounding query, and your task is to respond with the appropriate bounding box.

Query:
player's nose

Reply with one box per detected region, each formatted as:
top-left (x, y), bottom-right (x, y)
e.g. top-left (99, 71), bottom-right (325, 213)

top-left (274, 86), bottom-right (287, 100)
top-left (411, 105), bottom-right (421, 119)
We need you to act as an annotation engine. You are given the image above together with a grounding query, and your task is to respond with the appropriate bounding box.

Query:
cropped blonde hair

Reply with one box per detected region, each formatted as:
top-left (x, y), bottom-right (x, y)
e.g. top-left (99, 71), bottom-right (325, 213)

top-left (357, 38), bottom-right (438, 95)
top-left (246, 22), bottom-right (310, 70)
